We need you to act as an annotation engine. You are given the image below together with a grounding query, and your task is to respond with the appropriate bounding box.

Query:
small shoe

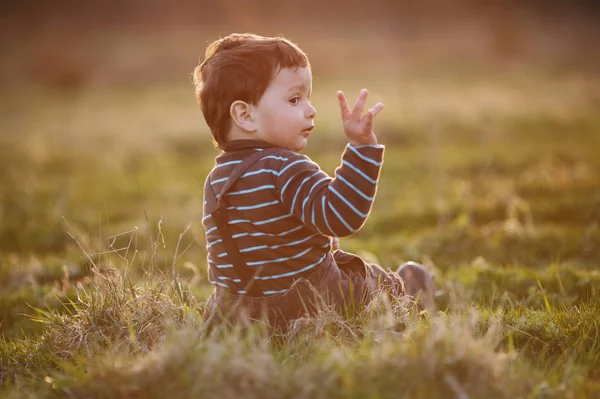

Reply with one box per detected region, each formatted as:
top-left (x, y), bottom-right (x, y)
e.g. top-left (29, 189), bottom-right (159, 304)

top-left (396, 261), bottom-right (435, 311)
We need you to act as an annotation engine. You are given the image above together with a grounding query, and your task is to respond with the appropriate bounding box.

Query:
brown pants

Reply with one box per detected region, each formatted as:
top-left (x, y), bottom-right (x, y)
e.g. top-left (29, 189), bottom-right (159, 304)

top-left (204, 250), bottom-right (405, 332)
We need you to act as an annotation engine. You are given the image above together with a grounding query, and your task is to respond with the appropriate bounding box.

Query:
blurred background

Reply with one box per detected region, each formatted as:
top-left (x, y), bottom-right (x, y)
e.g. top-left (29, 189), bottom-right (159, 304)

top-left (1, 0), bottom-right (599, 250)
top-left (1, 0), bottom-right (599, 336)
top-left (2, 0), bottom-right (600, 84)
top-left (1, 0), bottom-right (600, 83)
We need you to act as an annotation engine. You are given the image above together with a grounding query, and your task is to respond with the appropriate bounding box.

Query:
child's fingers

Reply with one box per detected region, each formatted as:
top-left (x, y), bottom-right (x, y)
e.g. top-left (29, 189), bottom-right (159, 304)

top-left (369, 102), bottom-right (384, 118)
top-left (337, 91), bottom-right (351, 118)
top-left (352, 89), bottom-right (368, 120)
top-left (364, 110), bottom-right (374, 133)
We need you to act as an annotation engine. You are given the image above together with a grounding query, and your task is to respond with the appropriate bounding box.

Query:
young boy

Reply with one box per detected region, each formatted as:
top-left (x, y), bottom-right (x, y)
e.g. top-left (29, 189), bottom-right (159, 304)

top-left (193, 33), bottom-right (434, 330)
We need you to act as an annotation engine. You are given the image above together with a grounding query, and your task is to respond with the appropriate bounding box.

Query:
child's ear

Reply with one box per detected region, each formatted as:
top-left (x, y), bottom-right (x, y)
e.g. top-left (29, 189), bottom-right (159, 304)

top-left (230, 100), bottom-right (256, 132)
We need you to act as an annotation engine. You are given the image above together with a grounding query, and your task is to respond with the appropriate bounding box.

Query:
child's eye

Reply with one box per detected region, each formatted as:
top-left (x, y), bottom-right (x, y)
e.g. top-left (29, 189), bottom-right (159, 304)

top-left (289, 97), bottom-right (300, 105)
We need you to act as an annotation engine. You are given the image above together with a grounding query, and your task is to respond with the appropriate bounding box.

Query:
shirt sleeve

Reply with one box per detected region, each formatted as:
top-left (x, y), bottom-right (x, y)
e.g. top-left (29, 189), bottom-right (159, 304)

top-left (275, 144), bottom-right (385, 237)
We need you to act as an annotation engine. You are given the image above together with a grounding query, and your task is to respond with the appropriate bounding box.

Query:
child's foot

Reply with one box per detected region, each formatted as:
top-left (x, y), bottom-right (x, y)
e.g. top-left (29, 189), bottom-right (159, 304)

top-left (396, 262), bottom-right (435, 311)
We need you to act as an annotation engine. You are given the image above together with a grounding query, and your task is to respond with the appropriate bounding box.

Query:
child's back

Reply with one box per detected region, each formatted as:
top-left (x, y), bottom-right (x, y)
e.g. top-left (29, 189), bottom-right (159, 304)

top-left (203, 139), bottom-right (384, 296)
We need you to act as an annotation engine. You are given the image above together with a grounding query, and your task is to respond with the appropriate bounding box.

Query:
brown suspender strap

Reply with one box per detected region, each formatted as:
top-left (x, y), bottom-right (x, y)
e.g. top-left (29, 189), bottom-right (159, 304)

top-left (205, 148), bottom-right (282, 296)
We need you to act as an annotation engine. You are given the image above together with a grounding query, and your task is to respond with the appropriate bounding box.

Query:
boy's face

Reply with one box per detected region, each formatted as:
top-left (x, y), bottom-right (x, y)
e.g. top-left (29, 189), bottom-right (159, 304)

top-left (252, 67), bottom-right (316, 152)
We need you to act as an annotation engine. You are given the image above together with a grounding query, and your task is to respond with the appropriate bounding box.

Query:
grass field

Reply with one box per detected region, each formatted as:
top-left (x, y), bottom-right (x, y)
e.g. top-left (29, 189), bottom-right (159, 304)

top-left (1, 65), bottom-right (599, 398)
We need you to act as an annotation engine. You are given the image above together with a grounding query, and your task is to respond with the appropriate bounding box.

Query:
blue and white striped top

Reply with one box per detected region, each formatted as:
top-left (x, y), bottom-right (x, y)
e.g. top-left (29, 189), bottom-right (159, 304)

top-left (202, 140), bottom-right (385, 296)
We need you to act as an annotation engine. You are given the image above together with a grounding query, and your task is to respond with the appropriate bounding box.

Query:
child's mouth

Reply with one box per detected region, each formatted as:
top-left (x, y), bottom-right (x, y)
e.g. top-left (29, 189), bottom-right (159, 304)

top-left (301, 126), bottom-right (314, 136)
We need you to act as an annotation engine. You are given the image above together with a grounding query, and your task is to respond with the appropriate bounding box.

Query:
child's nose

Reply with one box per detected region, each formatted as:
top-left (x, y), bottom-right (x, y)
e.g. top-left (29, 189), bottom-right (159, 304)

top-left (307, 104), bottom-right (317, 119)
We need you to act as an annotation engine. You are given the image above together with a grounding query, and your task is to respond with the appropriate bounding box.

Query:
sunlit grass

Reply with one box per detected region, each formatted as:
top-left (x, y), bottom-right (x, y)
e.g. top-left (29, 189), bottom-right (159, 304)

top-left (1, 66), bottom-right (599, 397)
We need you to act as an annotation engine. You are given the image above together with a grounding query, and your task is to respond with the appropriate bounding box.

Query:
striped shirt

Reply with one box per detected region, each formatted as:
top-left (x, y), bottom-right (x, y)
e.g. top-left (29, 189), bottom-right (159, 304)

top-left (202, 140), bottom-right (385, 296)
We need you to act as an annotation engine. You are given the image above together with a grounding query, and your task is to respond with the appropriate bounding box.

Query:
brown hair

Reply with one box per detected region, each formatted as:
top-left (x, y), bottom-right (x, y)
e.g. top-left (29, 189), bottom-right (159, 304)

top-left (192, 33), bottom-right (310, 150)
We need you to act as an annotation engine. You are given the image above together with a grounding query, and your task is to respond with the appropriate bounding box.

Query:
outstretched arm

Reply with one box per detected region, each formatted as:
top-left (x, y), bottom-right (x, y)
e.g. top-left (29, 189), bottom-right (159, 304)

top-left (276, 89), bottom-right (385, 237)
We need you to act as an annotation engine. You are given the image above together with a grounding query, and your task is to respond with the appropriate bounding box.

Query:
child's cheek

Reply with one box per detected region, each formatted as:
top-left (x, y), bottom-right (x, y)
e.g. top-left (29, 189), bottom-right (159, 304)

top-left (261, 110), bottom-right (277, 130)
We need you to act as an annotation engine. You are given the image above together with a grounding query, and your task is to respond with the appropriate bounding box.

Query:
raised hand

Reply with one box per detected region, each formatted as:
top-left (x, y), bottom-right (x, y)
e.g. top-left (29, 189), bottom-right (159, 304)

top-left (337, 89), bottom-right (384, 147)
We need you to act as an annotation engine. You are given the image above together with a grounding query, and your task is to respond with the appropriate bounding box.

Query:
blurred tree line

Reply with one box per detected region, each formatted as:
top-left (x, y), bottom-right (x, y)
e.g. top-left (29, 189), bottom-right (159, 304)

top-left (0, 0), bottom-right (598, 88)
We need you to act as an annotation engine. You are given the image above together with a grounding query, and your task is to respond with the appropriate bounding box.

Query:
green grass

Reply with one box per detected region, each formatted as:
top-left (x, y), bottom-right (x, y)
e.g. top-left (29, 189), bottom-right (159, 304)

top-left (1, 67), bottom-right (599, 397)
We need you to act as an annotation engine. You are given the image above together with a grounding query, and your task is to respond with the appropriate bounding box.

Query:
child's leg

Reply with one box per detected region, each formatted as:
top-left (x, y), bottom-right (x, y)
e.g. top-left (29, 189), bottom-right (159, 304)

top-left (333, 249), bottom-right (404, 305)
top-left (363, 262), bottom-right (405, 300)
top-left (332, 249), bottom-right (435, 311)
top-left (396, 262), bottom-right (435, 310)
